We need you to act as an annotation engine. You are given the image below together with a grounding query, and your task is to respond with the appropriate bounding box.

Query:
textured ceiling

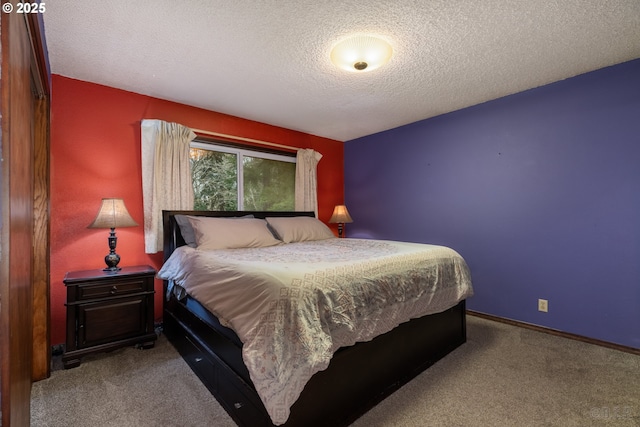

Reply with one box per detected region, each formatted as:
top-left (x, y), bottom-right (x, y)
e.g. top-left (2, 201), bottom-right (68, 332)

top-left (43, 1), bottom-right (640, 142)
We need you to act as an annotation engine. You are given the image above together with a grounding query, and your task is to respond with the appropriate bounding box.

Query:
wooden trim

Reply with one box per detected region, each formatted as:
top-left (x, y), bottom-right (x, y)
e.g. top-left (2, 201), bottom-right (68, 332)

top-left (191, 127), bottom-right (299, 152)
top-left (25, 4), bottom-right (51, 383)
top-left (32, 95), bottom-right (50, 381)
top-left (25, 12), bottom-right (50, 97)
top-left (467, 310), bottom-right (640, 356)
top-left (193, 136), bottom-right (297, 158)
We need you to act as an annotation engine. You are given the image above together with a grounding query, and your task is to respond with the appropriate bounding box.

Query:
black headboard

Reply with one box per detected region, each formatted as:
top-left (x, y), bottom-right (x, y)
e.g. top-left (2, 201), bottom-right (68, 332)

top-left (162, 210), bottom-right (315, 261)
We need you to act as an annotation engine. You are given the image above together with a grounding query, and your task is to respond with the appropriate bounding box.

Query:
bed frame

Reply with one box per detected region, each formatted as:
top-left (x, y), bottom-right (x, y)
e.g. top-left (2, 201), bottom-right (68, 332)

top-left (162, 210), bottom-right (467, 427)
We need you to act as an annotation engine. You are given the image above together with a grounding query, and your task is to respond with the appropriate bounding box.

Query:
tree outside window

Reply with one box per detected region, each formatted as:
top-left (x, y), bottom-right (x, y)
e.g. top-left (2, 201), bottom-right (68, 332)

top-left (190, 142), bottom-right (295, 211)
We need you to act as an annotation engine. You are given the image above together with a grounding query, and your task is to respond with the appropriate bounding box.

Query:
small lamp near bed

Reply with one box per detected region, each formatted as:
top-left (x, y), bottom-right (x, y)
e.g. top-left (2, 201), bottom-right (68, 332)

top-left (88, 198), bottom-right (138, 272)
top-left (329, 204), bottom-right (353, 238)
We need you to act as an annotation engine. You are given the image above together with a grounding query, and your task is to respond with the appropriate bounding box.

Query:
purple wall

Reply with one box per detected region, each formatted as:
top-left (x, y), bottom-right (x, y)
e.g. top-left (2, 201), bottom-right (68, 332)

top-left (344, 59), bottom-right (640, 349)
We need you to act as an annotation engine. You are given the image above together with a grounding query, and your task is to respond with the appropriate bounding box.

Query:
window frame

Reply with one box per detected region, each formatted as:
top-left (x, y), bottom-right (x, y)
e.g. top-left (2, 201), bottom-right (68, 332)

top-left (190, 140), bottom-right (296, 210)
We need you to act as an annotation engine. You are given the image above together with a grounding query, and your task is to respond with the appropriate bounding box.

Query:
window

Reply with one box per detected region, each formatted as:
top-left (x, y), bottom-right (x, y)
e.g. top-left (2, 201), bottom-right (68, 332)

top-left (190, 141), bottom-right (296, 211)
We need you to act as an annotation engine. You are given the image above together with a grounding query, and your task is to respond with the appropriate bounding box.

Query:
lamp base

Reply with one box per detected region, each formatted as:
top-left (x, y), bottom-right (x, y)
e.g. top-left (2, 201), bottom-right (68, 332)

top-left (104, 252), bottom-right (121, 272)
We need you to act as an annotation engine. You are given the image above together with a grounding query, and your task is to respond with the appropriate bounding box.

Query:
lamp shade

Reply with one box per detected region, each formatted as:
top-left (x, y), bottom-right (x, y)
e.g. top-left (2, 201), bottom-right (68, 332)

top-left (88, 198), bottom-right (138, 229)
top-left (329, 205), bottom-right (353, 224)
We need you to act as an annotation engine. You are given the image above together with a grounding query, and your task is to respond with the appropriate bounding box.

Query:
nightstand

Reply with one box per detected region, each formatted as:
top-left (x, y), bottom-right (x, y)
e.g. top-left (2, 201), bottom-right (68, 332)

top-left (62, 265), bottom-right (157, 369)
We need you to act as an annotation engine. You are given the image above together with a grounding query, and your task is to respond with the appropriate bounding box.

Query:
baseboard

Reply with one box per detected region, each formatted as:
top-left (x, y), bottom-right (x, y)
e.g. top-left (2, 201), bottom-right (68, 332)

top-left (466, 310), bottom-right (640, 356)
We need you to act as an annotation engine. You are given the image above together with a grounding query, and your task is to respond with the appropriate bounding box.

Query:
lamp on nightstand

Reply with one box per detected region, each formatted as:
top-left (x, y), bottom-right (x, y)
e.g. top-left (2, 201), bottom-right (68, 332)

top-left (329, 204), bottom-right (353, 238)
top-left (88, 198), bottom-right (138, 272)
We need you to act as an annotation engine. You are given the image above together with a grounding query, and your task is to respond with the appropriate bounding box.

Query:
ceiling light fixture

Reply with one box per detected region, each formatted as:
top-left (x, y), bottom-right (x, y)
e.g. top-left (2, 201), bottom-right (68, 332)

top-left (330, 35), bottom-right (392, 73)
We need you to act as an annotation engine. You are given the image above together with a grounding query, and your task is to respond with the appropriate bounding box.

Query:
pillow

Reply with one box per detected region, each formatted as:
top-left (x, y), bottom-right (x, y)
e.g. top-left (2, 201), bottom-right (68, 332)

top-left (175, 214), bottom-right (254, 247)
top-left (174, 215), bottom-right (197, 247)
top-left (265, 216), bottom-right (335, 243)
top-left (187, 216), bottom-right (281, 250)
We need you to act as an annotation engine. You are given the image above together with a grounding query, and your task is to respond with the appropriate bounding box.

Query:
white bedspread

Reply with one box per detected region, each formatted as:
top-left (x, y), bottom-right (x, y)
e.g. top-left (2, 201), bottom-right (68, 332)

top-left (158, 238), bottom-right (473, 425)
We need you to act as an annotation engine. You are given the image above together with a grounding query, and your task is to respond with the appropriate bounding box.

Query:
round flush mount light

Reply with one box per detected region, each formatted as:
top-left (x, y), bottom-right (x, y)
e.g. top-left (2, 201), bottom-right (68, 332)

top-left (330, 35), bottom-right (393, 72)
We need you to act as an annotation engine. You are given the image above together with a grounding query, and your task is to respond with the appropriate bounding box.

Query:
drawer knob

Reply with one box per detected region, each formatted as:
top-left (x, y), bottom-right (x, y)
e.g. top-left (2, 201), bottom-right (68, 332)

top-left (234, 402), bottom-right (244, 409)
top-left (194, 357), bottom-right (203, 363)
top-left (109, 286), bottom-right (118, 295)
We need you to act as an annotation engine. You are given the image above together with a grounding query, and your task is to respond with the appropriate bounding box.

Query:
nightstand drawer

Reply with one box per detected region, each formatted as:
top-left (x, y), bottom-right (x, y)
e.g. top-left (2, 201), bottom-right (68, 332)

top-left (77, 278), bottom-right (147, 300)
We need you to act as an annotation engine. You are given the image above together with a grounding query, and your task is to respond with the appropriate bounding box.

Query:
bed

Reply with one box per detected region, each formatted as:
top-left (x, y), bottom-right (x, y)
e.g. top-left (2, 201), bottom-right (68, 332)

top-left (159, 210), bottom-right (473, 426)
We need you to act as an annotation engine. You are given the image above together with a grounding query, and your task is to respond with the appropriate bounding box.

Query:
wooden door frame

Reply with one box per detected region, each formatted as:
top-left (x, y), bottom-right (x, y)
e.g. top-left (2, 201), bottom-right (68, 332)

top-left (0, 8), bottom-right (50, 426)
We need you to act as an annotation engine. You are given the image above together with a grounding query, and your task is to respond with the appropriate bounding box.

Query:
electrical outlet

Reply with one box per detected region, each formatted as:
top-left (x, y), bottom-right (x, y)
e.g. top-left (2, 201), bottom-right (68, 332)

top-left (538, 299), bottom-right (548, 312)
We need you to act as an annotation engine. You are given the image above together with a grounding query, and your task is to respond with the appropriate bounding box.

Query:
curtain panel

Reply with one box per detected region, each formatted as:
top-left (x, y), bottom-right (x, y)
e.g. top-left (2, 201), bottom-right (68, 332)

top-left (294, 148), bottom-right (323, 217)
top-left (141, 119), bottom-right (196, 253)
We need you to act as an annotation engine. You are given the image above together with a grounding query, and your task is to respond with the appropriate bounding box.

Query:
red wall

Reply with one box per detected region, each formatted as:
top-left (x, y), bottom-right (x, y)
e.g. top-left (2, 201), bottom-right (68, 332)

top-left (50, 75), bottom-right (344, 345)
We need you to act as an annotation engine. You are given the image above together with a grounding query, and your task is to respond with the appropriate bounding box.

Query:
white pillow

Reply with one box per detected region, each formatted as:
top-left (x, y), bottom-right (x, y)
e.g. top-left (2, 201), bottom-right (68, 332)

top-left (266, 216), bottom-right (335, 243)
top-left (187, 216), bottom-right (281, 250)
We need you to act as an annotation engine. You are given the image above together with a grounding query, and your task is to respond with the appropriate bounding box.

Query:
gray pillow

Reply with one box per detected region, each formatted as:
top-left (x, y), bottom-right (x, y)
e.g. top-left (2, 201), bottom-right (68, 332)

top-left (174, 215), bottom-right (197, 247)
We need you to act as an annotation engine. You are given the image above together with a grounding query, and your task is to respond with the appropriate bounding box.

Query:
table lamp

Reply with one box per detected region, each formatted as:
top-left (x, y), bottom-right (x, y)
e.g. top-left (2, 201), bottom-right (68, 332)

top-left (329, 204), bottom-right (353, 238)
top-left (88, 198), bottom-right (138, 271)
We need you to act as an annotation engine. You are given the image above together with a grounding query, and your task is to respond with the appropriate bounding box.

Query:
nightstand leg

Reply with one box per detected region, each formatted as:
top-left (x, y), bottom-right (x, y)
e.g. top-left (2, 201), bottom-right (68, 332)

top-left (140, 341), bottom-right (155, 350)
top-left (63, 358), bottom-right (81, 369)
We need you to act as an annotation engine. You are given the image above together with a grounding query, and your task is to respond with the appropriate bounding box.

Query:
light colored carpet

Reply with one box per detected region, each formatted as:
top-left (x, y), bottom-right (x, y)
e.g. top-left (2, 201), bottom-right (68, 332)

top-left (352, 317), bottom-right (639, 427)
top-left (30, 335), bottom-right (235, 427)
top-left (31, 316), bottom-right (639, 426)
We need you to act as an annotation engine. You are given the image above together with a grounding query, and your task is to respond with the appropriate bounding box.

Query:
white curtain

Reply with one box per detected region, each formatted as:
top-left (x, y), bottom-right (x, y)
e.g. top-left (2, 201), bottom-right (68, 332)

top-left (294, 148), bottom-right (323, 217)
top-left (141, 119), bottom-right (196, 253)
